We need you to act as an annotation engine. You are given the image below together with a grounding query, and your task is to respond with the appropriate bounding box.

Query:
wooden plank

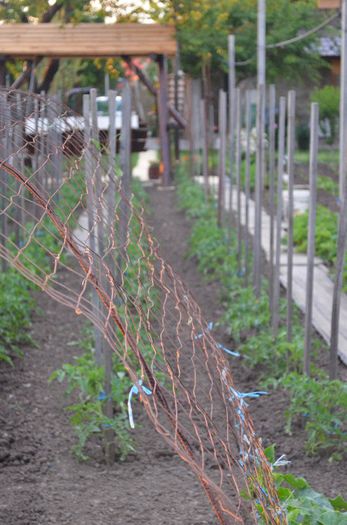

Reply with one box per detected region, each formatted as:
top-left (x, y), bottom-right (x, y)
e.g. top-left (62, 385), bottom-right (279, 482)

top-left (317, 0), bottom-right (340, 8)
top-left (0, 24), bottom-right (176, 57)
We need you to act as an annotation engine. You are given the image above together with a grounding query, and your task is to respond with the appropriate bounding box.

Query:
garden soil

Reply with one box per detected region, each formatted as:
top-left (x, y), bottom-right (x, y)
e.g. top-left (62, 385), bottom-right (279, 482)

top-left (0, 183), bottom-right (345, 525)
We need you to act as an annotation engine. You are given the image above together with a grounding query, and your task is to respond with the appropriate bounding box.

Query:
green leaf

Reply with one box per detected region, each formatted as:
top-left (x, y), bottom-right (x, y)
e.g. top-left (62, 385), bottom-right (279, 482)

top-left (264, 444), bottom-right (276, 464)
top-left (329, 496), bottom-right (347, 513)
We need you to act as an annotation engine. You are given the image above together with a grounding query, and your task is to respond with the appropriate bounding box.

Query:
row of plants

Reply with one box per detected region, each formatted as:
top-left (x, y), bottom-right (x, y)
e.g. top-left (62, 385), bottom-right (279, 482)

top-left (175, 169), bottom-right (347, 524)
top-left (50, 176), bottom-right (162, 460)
top-left (0, 166), bottom-right (85, 365)
top-left (3, 158), bottom-right (159, 461)
top-left (293, 204), bottom-right (347, 292)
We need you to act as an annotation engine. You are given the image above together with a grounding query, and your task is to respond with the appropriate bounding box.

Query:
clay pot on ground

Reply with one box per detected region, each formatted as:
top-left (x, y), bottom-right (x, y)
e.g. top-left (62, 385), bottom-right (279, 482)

top-left (148, 162), bottom-right (161, 180)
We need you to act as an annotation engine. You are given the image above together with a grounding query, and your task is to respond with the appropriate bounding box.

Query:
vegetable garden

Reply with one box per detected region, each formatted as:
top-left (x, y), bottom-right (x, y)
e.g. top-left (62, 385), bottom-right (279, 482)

top-left (0, 2), bottom-right (347, 525)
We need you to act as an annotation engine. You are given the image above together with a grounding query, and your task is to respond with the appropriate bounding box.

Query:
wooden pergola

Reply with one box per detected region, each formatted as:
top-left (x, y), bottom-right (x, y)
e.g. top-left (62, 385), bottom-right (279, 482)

top-left (0, 23), bottom-right (181, 184)
top-left (317, 0), bottom-right (340, 7)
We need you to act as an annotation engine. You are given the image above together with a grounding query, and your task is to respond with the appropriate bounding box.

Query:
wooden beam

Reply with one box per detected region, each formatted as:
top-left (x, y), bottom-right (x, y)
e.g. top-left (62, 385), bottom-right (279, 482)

top-left (317, 0), bottom-right (340, 8)
top-left (0, 24), bottom-right (176, 58)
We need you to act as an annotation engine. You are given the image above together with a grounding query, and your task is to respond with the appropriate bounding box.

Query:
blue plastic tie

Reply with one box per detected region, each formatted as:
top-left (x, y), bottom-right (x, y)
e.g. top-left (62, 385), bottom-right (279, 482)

top-left (128, 379), bottom-right (152, 429)
top-left (98, 391), bottom-right (107, 401)
top-left (230, 387), bottom-right (268, 401)
top-left (217, 343), bottom-right (240, 357)
top-left (194, 321), bottom-right (214, 340)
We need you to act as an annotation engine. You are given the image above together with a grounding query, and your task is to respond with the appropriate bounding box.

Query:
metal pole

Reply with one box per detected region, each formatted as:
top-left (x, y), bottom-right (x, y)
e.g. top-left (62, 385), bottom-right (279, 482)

top-left (272, 96), bottom-right (286, 337)
top-left (339, 0), bottom-right (347, 199)
top-left (304, 102), bottom-right (319, 376)
top-left (286, 90), bottom-right (296, 343)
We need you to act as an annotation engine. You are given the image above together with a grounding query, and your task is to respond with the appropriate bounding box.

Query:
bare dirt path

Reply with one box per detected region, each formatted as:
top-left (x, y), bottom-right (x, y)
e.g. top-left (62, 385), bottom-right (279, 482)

top-left (0, 268), bottom-right (215, 523)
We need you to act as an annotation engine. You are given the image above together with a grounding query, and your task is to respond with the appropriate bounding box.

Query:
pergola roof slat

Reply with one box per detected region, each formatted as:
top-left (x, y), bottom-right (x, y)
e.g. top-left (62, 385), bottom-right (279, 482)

top-left (0, 23), bottom-right (176, 57)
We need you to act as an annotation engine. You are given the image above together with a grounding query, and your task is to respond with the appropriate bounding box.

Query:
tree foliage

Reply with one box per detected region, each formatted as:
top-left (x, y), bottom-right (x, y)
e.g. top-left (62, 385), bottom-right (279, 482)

top-left (145, 0), bottom-right (326, 84)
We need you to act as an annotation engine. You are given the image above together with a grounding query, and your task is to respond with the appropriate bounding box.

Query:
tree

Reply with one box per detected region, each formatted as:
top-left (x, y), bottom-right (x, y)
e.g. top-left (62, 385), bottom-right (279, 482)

top-left (144, 0), bottom-right (326, 84)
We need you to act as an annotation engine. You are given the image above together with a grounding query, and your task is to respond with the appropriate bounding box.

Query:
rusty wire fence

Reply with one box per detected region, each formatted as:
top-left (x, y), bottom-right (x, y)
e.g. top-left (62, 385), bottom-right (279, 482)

top-left (0, 88), bottom-right (285, 525)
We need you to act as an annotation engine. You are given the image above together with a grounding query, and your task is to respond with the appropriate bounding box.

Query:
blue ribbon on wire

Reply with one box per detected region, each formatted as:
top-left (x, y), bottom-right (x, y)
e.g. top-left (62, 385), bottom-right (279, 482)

top-left (194, 321), bottom-right (214, 340)
top-left (230, 387), bottom-right (268, 400)
top-left (128, 379), bottom-right (152, 429)
top-left (216, 343), bottom-right (240, 357)
top-left (98, 391), bottom-right (107, 401)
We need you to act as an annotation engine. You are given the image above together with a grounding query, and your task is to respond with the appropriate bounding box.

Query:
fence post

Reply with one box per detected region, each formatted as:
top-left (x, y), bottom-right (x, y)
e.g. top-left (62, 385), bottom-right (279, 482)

top-left (272, 96), bottom-right (286, 337)
top-left (0, 93), bottom-right (8, 271)
top-left (84, 93), bottom-right (115, 465)
top-left (330, 192), bottom-right (347, 379)
top-left (268, 84), bottom-right (276, 306)
top-left (244, 90), bottom-right (252, 286)
top-left (228, 34), bottom-right (236, 214)
top-left (304, 102), bottom-right (319, 377)
top-left (286, 90), bottom-right (296, 343)
top-left (253, 85), bottom-right (265, 296)
top-left (339, 0), bottom-right (347, 199)
top-left (157, 55), bottom-right (170, 185)
top-left (83, 94), bottom-right (103, 368)
top-left (39, 91), bottom-right (47, 190)
top-left (200, 98), bottom-right (209, 197)
top-left (235, 88), bottom-right (242, 275)
top-left (217, 90), bottom-right (227, 227)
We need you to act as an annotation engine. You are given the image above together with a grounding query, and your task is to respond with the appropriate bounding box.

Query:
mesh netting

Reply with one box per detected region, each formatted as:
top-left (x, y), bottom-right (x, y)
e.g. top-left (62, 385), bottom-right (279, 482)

top-left (0, 89), bottom-right (285, 524)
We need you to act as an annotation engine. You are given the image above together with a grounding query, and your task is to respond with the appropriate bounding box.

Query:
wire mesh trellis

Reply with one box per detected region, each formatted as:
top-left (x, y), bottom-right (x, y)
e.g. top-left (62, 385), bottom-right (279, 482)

top-left (0, 88), bottom-right (285, 525)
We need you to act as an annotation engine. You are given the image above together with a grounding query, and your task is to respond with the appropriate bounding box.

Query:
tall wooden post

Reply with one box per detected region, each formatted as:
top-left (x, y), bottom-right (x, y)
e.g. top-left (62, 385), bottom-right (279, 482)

top-left (339, 0), bottom-right (347, 199)
top-left (304, 103), bottom-right (319, 377)
top-left (228, 35), bottom-right (236, 213)
top-left (268, 85), bottom-right (276, 306)
top-left (272, 96), bottom-right (286, 337)
top-left (286, 91), bottom-right (296, 343)
top-left (157, 55), bottom-right (170, 186)
top-left (217, 90), bottom-right (227, 227)
top-left (0, 57), bottom-right (6, 87)
top-left (253, 85), bottom-right (265, 296)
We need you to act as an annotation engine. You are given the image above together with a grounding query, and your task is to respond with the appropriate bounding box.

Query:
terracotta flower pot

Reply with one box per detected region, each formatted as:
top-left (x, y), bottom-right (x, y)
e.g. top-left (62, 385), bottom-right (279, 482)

top-left (148, 163), bottom-right (161, 180)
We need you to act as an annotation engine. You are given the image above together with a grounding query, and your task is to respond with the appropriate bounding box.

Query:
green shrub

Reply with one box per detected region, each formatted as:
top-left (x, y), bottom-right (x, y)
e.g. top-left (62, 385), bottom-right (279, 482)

top-left (311, 86), bottom-right (340, 144)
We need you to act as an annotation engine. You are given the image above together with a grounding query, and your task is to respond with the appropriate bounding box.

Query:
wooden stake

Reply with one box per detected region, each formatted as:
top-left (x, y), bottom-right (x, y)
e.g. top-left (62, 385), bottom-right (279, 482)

top-left (157, 55), bottom-right (170, 185)
top-left (228, 35), bottom-right (236, 213)
top-left (217, 90), bottom-right (227, 227)
top-left (272, 96), bottom-right (286, 337)
top-left (286, 90), bottom-right (296, 342)
top-left (244, 90), bottom-right (252, 286)
top-left (253, 85), bottom-right (265, 296)
top-left (339, 0), bottom-right (347, 199)
top-left (268, 84), bottom-right (276, 307)
top-left (235, 88), bottom-right (242, 274)
top-left (304, 102), bottom-right (319, 376)
top-left (200, 98), bottom-right (209, 197)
